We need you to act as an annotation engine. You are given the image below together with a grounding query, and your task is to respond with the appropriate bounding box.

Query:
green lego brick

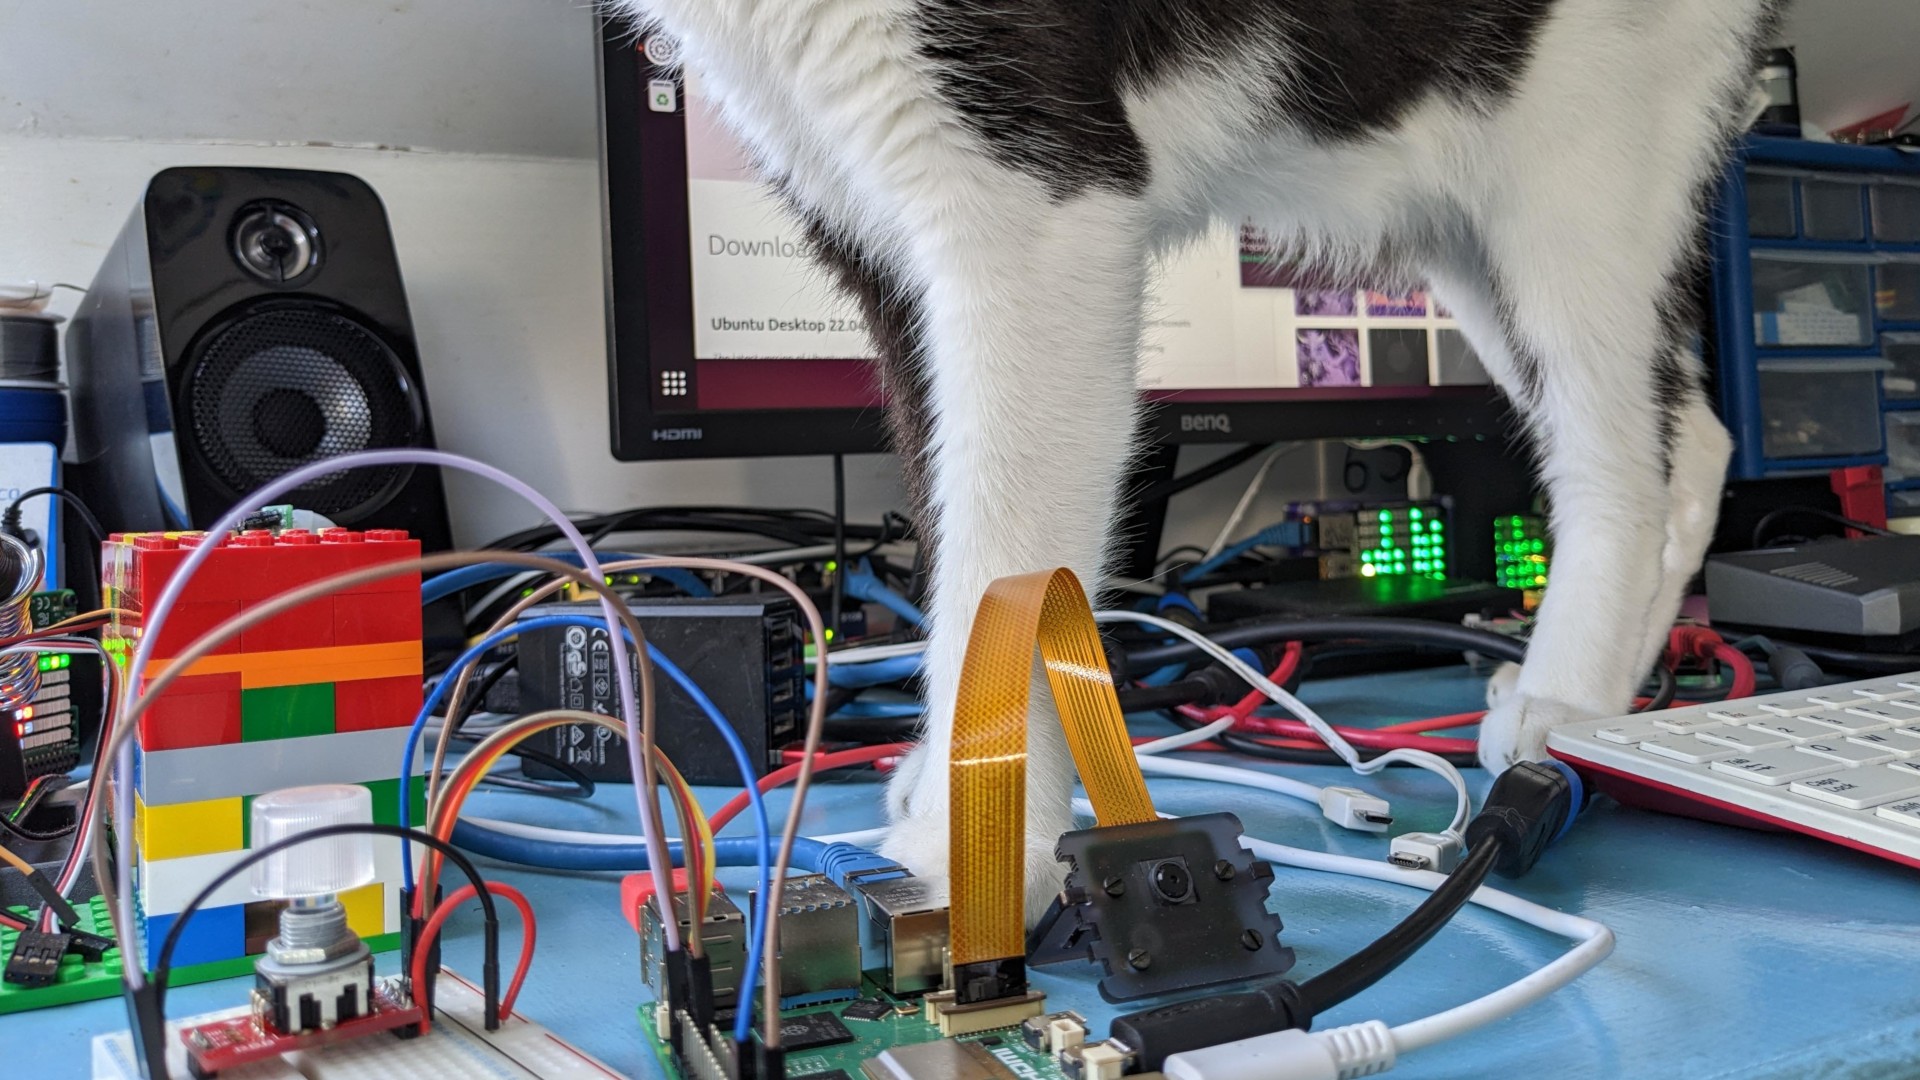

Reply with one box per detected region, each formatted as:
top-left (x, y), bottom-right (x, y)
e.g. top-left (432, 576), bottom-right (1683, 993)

top-left (0, 895), bottom-right (403, 1016)
top-left (360, 777), bottom-right (428, 830)
top-left (240, 682), bottom-right (336, 742)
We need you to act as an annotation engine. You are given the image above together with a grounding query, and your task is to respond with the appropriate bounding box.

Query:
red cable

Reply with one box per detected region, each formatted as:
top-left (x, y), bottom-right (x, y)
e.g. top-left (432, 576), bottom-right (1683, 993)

top-left (1375, 710), bottom-right (1487, 734)
top-left (1222, 642), bottom-right (1303, 723)
top-left (1708, 643), bottom-right (1757, 699)
top-left (708, 743), bottom-right (909, 832)
top-left (410, 881), bottom-right (536, 1035)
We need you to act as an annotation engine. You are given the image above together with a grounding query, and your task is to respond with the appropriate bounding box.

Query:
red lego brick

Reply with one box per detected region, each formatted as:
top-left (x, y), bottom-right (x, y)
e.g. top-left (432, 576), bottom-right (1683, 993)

top-left (138, 671), bottom-right (244, 750)
top-left (238, 596), bottom-right (338, 652)
top-left (331, 593), bottom-right (423, 647)
top-left (143, 600), bottom-right (245, 658)
top-left (332, 676), bottom-right (422, 733)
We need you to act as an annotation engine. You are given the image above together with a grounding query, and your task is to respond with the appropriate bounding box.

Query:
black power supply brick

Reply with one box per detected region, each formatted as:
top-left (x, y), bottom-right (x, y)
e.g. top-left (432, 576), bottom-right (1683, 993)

top-left (515, 597), bottom-right (804, 784)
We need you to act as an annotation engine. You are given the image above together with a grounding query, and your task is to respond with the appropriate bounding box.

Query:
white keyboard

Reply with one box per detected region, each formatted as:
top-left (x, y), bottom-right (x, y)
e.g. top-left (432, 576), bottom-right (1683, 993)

top-left (1546, 674), bottom-right (1920, 869)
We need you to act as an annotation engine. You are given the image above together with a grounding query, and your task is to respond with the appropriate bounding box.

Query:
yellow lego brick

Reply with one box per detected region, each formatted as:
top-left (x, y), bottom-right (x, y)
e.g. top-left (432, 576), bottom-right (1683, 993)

top-left (136, 793), bottom-right (244, 861)
top-left (339, 882), bottom-right (385, 939)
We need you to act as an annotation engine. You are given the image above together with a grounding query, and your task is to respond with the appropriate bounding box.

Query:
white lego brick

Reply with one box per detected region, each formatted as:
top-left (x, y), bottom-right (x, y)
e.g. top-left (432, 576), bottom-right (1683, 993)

top-left (136, 727), bottom-right (424, 806)
top-left (139, 838), bottom-right (414, 917)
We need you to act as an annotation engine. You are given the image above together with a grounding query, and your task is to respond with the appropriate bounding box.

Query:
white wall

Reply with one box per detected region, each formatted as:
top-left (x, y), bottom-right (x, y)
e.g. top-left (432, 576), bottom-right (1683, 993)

top-left (1, 0), bottom-right (1914, 550)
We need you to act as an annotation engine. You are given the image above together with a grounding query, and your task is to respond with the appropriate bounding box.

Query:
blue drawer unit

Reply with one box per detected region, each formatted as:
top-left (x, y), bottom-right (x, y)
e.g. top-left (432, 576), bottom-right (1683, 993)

top-left (1710, 136), bottom-right (1920, 515)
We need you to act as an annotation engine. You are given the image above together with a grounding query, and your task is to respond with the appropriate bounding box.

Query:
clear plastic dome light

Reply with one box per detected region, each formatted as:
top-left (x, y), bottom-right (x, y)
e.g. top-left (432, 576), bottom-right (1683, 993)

top-left (250, 784), bottom-right (376, 899)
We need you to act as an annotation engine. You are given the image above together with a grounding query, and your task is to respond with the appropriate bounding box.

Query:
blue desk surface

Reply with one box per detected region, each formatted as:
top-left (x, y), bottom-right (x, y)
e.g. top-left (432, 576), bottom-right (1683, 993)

top-left (9, 666), bottom-right (1920, 1077)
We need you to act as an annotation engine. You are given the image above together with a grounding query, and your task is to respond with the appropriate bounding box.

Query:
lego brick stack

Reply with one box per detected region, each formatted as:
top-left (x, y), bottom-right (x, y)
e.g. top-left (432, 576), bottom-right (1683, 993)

top-left (102, 528), bottom-right (426, 978)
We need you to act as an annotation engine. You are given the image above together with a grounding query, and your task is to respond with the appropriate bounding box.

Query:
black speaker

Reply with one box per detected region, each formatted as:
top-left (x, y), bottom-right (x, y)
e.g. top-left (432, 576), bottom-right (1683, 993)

top-left (67, 167), bottom-right (451, 549)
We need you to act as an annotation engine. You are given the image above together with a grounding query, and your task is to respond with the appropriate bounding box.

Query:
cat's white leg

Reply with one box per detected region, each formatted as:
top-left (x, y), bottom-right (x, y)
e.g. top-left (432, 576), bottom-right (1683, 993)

top-left (875, 185), bottom-right (1148, 920)
top-left (1631, 384), bottom-right (1732, 682)
top-left (1471, 223), bottom-right (1682, 768)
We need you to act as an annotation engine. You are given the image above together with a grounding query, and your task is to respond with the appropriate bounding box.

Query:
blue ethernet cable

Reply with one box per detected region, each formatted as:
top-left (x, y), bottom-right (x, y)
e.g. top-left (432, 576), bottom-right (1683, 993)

top-left (420, 551), bottom-right (711, 604)
top-left (400, 613), bottom-right (773, 1040)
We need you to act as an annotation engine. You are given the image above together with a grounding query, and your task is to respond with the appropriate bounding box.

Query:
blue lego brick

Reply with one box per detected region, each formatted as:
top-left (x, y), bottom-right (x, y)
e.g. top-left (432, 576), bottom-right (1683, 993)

top-left (143, 902), bottom-right (245, 969)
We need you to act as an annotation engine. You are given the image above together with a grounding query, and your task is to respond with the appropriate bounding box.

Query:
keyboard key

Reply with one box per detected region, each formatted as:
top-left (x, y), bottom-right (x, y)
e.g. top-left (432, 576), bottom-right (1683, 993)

top-left (1851, 683), bottom-right (1916, 701)
top-left (1594, 719), bottom-right (1669, 744)
top-left (1697, 726), bottom-right (1789, 752)
top-left (1710, 750), bottom-right (1843, 786)
top-left (1875, 799), bottom-right (1920, 828)
top-left (1843, 705), bottom-right (1914, 726)
top-left (1802, 691), bottom-right (1870, 709)
top-left (1792, 769), bottom-right (1920, 810)
top-left (1742, 717), bottom-right (1834, 743)
top-left (1757, 699), bottom-right (1826, 717)
top-left (1654, 714), bottom-right (1727, 734)
top-left (1896, 680), bottom-right (1920, 694)
top-left (1846, 731), bottom-right (1917, 757)
top-left (1880, 697), bottom-right (1920, 715)
top-left (1799, 709), bottom-right (1892, 734)
top-left (1638, 735), bottom-right (1737, 764)
top-left (1704, 706), bottom-right (1771, 725)
top-left (1889, 759), bottom-right (1920, 779)
top-left (1883, 728), bottom-right (1920, 751)
top-left (1795, 740), bottom-right (1897, 766)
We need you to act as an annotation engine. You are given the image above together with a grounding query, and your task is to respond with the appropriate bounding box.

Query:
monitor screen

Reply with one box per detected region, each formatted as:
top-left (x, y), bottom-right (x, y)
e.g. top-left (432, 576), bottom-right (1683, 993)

top-left (600, 27), bottom-right (1513, 461)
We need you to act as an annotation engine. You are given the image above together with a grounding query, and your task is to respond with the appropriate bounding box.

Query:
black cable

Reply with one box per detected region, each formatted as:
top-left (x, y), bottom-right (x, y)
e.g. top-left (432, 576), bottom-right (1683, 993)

top-left (152, 824), bottom-right (502, 1029)
top-left (1296, 836), bottom-right (1505, 1015)
top-left (1636, 663), bottom-right (1678, 712)
top-left (1, 486), bottom-right (107, 547)
top-left (1768, 640), bottom-right (1920, 674)
top-left (1134, 443), bottom-right (1275, 506)
top-left (0, 807), bottom-right (78, 843)
top-left (822, 714), bottom-right (922, 742)
top-left (831, 454), bottom-right (847, 640)
top-left (1114, 677), bottom-right (1221, 713)
top-left (446, 656), bottom-right (517, 730)
top-left (1123, 616), bottom-right (1529, 671)
top-left (1751, 505), bottom-right (1895, 548)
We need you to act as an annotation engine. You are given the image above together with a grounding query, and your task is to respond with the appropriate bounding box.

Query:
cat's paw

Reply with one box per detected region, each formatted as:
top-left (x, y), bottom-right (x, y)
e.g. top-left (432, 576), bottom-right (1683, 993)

top-left (878, 812), bottom-right (1064, 926)
top-left (1484, 661), bottom-right (1523, 712)
top-left (1478, 693), bottom-right (1600, 771)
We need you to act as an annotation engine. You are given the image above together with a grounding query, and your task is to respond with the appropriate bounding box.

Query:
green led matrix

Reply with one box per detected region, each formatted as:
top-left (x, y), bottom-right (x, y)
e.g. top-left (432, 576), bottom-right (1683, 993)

top-left (1357, 503), bottom-right (1447, 580)
top-left (1495, 515), bottom-right (1550, 590)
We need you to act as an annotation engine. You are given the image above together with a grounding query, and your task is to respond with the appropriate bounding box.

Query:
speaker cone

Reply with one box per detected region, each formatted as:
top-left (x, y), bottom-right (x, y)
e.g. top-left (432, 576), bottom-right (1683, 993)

top-left (180, 301), bottom-right (421, 522)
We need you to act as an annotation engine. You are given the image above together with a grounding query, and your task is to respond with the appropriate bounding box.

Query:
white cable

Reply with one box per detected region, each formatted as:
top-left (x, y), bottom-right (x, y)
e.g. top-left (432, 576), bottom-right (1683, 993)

top-left (1236, 834), bottom-right (1612, 1059)
top-left (1203, 444), bottom-right (1303, 560)
top-left (1095, 610), bottom-right (1472, 838)
top-left (1134, 753), bottom-right (1326, 806)
top-left (1069, 798), bottom-right (1614, 1078)
top-left (1345, 439), bottom-right (1432, 501)
top-left (812, 639), bottom-right (928, 666)
top-left (1133, 714), bottom-right (1236, 755)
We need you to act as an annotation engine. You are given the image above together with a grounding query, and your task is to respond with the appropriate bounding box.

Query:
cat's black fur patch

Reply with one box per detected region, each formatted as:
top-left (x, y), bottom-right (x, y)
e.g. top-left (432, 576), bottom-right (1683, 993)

top-left (913, 0), bottom-right (1560, 199)
top-left (796, 210), bottom-right (941, 565)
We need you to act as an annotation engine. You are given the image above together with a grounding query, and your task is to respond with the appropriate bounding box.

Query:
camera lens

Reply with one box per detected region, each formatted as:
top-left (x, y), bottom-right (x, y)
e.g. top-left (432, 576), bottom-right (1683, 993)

top-left (1150, 860), bottom-right (1193, 903)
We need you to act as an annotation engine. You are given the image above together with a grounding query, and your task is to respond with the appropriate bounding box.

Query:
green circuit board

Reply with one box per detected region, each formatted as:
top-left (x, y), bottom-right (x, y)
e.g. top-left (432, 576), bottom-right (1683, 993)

top-left (641, 977), bottom-right (1072, 1080)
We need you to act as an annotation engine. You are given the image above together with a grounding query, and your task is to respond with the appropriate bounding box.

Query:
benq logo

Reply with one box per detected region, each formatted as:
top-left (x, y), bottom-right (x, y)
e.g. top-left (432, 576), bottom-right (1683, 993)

top-left (651, 427), bottom-right (704, 442)
top-left (1180, 413), bottom-right (1232, 434)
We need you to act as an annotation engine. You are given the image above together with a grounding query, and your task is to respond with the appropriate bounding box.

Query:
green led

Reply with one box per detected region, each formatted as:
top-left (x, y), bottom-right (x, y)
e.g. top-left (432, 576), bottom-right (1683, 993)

top-left (1379, 510), bottom-right (1391, 522)
top-left (1410, 507), bottom-right (1424, 521)
top-left (1411, 521), bottom-right (1424, 534)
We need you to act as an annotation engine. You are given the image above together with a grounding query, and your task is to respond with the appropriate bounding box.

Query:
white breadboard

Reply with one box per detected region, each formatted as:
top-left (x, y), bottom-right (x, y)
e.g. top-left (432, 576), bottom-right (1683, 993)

top-left (92, 971), bottom-right (627, 1079)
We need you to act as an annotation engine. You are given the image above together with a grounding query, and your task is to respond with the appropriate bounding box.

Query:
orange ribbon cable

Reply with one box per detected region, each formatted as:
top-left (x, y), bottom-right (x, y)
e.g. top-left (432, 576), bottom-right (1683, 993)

top-left (948, 568), bottom-right (1156, 981)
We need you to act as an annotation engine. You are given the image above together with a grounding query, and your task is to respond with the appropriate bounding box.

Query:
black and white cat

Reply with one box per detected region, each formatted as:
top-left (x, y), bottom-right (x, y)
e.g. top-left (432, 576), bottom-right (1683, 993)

top-left (611, 0), bottom-right (1784, 911)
